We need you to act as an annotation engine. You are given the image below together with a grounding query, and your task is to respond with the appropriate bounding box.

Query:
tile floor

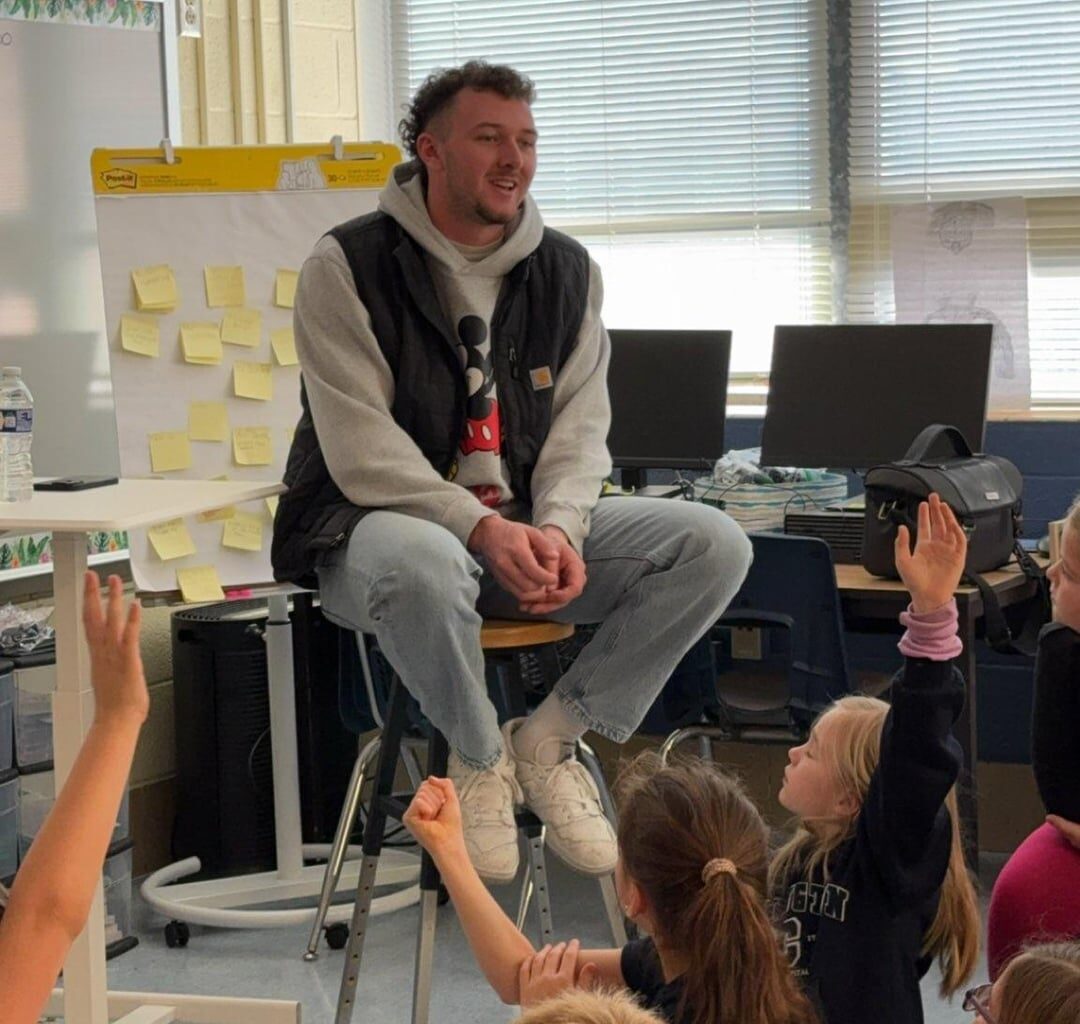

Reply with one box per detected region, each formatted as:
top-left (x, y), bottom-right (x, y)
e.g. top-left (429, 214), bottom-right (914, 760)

top-left (94, 850), bottom-right (1002, 1023)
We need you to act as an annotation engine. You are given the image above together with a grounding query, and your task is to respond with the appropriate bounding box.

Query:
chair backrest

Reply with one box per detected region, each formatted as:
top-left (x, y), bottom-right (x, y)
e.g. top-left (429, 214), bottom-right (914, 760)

top-left (718, 532), bottom-right (850, 730)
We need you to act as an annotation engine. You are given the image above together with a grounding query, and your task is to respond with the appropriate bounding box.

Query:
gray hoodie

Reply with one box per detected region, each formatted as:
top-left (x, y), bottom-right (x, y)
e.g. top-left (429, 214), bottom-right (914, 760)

top-left (293, 160), bottom-right (613, 552)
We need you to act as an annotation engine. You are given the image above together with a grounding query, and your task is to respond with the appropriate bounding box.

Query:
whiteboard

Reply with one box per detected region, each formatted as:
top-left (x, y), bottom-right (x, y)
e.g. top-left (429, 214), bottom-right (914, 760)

top-left (0, 15), bottom-right (168, 479)
top-left (93, 185), bottom-right (384, 593)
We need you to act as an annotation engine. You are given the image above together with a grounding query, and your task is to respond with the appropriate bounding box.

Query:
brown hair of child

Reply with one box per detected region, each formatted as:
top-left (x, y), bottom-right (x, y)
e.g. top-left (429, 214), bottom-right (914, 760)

top-left (615, 754), bottom-right (816, 1024)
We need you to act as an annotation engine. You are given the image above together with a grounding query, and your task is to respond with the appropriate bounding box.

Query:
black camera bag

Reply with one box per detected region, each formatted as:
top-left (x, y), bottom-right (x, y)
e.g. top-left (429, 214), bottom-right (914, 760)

top-left (862, 424), bottom-right (1047, 654)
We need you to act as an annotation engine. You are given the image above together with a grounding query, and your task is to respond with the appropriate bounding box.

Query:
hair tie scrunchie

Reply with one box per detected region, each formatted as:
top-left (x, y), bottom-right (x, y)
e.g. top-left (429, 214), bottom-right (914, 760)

top-left (701, 857), bottom-right (738, 884)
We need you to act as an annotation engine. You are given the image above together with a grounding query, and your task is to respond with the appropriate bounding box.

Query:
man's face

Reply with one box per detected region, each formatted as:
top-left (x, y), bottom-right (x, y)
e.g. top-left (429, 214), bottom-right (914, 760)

top-left (1048, 523), bottom-right (1080, 632)
top-left (419, 87), bottom-right (538, 242)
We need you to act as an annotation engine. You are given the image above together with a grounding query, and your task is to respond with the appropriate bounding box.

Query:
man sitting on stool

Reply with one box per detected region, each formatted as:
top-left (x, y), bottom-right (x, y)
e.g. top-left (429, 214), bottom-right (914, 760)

top-left (271, 60), bottom-right (751, 883)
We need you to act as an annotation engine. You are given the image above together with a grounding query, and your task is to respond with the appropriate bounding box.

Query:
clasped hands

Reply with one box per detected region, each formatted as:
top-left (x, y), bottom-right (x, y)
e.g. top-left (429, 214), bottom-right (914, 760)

top-left (468, 515), bottom-right (585, 615)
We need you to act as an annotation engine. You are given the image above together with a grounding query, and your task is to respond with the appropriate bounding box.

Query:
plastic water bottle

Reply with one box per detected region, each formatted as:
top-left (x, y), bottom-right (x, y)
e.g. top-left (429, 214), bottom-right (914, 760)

top-left (0, 367), bottom-right (34, 502)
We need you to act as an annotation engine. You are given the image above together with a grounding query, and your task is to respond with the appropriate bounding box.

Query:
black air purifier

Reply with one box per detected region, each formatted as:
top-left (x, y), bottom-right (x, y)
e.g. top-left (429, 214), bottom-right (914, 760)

top-left (170, 596), bottom-right (359, 878)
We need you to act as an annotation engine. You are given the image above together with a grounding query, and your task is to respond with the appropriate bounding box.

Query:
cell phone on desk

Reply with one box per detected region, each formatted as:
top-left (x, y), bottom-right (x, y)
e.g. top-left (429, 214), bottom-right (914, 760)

top-left (34, 476), bottom-right (119, 492)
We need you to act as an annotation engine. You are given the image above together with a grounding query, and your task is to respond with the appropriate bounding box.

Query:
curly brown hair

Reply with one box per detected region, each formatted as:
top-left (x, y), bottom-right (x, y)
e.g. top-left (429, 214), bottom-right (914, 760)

top-left (398, 60), bottom-right (535, 157)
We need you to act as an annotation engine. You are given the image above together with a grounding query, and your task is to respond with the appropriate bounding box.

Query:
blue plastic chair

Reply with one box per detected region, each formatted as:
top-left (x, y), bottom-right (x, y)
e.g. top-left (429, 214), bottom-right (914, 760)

top-left (662, 531), bottom-right (851, 757)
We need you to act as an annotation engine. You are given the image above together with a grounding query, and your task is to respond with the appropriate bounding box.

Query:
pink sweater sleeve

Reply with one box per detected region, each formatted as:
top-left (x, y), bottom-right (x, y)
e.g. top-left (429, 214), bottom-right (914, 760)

top-left (898, 599), bottom-right (962, 661)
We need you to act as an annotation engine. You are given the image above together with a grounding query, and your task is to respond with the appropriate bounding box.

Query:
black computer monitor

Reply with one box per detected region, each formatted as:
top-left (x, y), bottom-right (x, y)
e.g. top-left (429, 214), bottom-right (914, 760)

top-left (606, 328), bottom-right (731, 488)
top-left (760, 324), bottom-right (993, 469)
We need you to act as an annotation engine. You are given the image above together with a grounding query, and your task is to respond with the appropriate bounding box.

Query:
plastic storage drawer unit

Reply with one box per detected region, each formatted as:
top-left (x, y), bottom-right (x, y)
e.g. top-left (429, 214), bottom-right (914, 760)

top-left (104, 838), bottom-right (138, 958)
top-left (0, 768), bottom-right (17, 878)
top-left (0, 660), bottom-right (14, 771)
top-left (13, 654), bottom-right (55, 768)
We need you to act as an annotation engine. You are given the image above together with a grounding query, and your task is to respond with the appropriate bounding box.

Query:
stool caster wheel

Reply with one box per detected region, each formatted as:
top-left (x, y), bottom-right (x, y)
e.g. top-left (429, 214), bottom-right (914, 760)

top-left (437, 884), bottom-right (450, 906)
top-left (325, 922), bottom-right (349, 950)
top-left (164, 920), bottom-right (190, 948)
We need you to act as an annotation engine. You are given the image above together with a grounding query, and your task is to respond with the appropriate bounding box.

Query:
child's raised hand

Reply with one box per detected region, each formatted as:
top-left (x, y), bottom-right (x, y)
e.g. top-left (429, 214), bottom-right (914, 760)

top-left (894, 493), bottom-right (968, 614)
top-left (402, 777), bottom-right (465, 856)
top-left (82, 572), bottom-right (149, 725)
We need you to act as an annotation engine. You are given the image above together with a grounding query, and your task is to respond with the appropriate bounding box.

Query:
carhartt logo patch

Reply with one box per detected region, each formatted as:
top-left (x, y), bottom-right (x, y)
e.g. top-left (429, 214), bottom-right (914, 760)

top-left (529, 366), bottom-right (553, 391)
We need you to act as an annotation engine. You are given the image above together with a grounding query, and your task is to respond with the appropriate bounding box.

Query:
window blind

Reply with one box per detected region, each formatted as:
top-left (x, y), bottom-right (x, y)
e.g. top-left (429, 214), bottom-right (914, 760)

top-left (848, 0), bottom-right (1080, 402)
top-left (389, 0), bottom-right (833, 370)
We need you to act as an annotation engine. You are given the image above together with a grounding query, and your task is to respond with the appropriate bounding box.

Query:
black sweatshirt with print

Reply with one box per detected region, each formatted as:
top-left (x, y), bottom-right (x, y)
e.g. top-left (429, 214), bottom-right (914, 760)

top-left (774, 657), bottom-right (964, 1024)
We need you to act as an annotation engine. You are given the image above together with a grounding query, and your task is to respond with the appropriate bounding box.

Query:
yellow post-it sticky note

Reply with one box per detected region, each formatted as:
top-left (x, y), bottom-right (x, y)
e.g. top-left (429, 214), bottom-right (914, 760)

top-left (233, 361), bottom-right (273, 401)
top-left (149, 431), bottom-right (192, 473)
top-left (147, 518), bottom-right (196, 561)
top-left (275, 269), bottom-right (299, 308)
top-left (132, 264), bottom-right (178, 310)
top-left (221, 510), bottom-right (264, 552)
top-left (180, 322), bottom-right (223, 365)
top-left (233, 426), bottom-right (272, 466)
top-left (120, 314), bottom-right (161, 357)
top-left (176, 565), bottom-right (225, 603)
top-left (204, 265), bottom-right (246, 308)
top-left (221, 308), bottom-right (262, 348)
top-left (270, 327), bottom-right (298, 366)
top-left (266, 494), bottom-right (279, 518)
top-left (188, 401), bottom-right (229, 442)
top-left (196, 505), bottom-right (236, 523)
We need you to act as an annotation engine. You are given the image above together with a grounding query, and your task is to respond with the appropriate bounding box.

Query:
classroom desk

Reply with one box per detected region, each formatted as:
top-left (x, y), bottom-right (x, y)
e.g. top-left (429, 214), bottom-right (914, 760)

top-left (835, 560), bottom-right (1043, 865)
top-left (0, 479), bottom-right (298, 1024)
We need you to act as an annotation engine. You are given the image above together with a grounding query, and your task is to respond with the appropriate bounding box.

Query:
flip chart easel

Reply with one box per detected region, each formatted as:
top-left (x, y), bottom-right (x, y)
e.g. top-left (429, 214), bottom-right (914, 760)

top-left (85, 142), bottom-right (419, 967)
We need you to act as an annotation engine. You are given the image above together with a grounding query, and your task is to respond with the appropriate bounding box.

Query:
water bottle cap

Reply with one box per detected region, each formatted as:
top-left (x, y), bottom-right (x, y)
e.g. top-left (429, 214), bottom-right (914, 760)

top-left (1, 367), bottom-right (20, 376)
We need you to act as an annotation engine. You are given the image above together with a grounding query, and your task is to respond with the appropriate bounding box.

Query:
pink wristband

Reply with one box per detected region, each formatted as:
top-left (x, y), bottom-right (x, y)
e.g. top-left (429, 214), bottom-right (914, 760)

top-left (898, 599), bottom-right (962, 661)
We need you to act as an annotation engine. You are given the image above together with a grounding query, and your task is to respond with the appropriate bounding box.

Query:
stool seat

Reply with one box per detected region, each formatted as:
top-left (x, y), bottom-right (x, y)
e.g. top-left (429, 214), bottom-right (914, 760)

top-left (480, 619), bottom-right (574, 650)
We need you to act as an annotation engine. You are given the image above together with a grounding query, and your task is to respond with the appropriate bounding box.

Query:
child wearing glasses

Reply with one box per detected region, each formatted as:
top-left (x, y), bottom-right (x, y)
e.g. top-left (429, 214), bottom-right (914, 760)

top-left (770, 494), bottom-right (979, 1024)
top-left (0, 574), bottom-right (148, 1024)
top-left (986, 496), bottom-right (1080, 977)
top-left (964, 940), bottom-right (1080, 1023)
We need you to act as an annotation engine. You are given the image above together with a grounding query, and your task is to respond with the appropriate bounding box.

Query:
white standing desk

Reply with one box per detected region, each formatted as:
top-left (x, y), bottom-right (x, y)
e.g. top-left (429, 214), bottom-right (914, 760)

top-left (0, 479), bottom-right (298, 1024)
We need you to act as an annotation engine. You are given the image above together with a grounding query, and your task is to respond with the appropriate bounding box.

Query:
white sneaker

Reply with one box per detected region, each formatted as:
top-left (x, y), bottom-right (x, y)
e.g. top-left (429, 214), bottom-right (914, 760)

top-left (447, 746), bottom-right (523, 884)
top-left (504, 719), bottom-right (618, 876)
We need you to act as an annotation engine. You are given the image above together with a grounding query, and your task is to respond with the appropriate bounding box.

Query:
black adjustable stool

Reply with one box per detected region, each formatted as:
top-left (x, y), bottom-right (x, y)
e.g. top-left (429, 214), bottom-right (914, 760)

top-left (330, 619), bottom-right (626, 1024)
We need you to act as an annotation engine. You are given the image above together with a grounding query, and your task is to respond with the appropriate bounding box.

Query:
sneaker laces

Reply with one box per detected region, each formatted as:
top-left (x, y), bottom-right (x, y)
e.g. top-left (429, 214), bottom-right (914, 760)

top-left (531, 744), bottom-right (604, 818)
top-left (454, 762), bottom-right (522, 828)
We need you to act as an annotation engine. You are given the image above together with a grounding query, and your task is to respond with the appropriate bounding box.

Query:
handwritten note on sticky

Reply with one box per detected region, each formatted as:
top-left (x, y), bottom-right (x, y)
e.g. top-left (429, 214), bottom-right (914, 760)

top-left (177, 565), bottom-right (225, 603)
top-left (189, 401), bottom-right (229, 442)
top-left (204, 265), bottom-right (246, 308)
top-left (149, 431), bottom-right (192, 473)
top-left (233, 426), bottom-right (272, 466)
top-left (180, 322), bottom-right (223, 365)
top-left (222, 510), bottom-right (264, 552)
top-left (233, 361), bottom-right (273, 401)
top-left (270, 326), bottom-right (298, 366)
top-left (196, 505), bottom-right (236, 523)
top-left (132, 264), bottom-right (178, 310)
top-left (275, 269), bottom-right (299, 308)
top-left (266, 495), bottom-right (279, 518)
top-left (120, 314), bottom-right (161, 357)
top-left (221, 308), bottom-right (262, 348)
top-left (147, 518), bottom-right (196, 561)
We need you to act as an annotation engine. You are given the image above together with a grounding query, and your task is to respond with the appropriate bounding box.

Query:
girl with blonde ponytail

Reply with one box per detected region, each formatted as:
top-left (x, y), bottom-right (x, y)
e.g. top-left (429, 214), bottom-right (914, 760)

top-left (770, 494), bottom-right (980, 1024)
top-left (404, 755), bottom-right (815, 1024)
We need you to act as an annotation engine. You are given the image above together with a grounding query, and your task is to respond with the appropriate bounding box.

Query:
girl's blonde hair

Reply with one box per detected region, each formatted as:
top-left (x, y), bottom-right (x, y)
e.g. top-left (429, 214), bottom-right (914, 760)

top-left (1065, 493), bottom-right (1080, 533)
top-left (769, 695), bottom-right (980, 997)
top-left (615, 754), bottom-right (816, 1024)
top-left (514, 988), bottom-right (666, 1024)
top-left (998, 941), bottom-right (1080, 1024)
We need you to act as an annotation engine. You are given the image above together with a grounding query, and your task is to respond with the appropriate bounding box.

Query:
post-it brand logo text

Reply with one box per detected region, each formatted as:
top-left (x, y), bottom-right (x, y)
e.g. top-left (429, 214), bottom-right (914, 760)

top-left (101, 168), bottom-right (138, 190)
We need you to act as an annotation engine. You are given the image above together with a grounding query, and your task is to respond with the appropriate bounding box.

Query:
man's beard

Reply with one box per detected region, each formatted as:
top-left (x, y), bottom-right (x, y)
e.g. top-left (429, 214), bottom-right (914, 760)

top-left (472, 198), bottom-right (519, 226)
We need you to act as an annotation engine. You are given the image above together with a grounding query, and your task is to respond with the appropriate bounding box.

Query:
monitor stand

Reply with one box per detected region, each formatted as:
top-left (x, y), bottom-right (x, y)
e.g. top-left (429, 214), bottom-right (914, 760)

top-left (620, 468), bottom-right (647, 490)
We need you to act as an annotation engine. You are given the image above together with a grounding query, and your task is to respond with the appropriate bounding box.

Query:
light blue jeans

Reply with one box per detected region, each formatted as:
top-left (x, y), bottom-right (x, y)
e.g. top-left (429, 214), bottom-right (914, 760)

top-left (316, 497), bottom-right (752, 769)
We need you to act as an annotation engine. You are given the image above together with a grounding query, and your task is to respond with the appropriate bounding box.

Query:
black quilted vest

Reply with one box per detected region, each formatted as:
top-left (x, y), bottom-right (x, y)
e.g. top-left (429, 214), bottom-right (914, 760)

top-left (271, 211), bottom-right (590, 586)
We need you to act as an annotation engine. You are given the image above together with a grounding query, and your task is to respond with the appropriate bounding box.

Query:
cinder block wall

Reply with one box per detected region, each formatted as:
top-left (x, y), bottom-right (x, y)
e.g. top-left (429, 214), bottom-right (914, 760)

top-left (179, 0), bottom-right (359, 146)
